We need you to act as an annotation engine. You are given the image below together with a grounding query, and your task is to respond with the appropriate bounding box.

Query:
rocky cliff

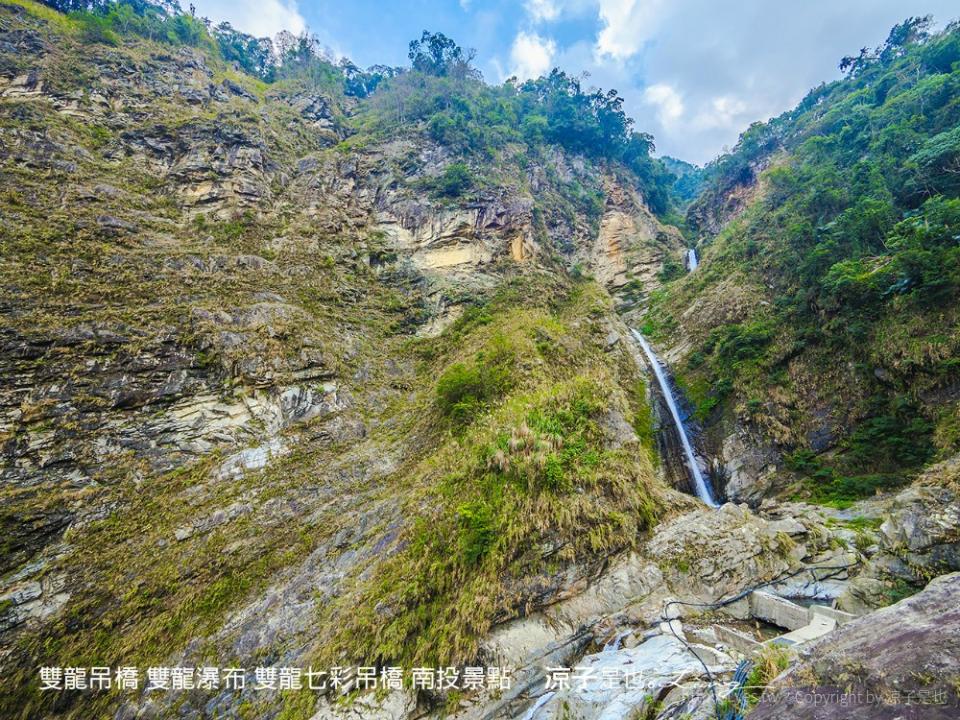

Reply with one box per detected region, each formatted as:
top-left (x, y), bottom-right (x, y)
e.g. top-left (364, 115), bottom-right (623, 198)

top-left (3, 3), bottom-right (960, 720)
top-left (0, 3), bottom-right (692, 718)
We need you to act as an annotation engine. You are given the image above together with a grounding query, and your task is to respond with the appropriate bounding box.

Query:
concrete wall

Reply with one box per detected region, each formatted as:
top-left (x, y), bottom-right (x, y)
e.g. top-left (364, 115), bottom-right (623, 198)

top-left (714, 624), bottom-right (762, 657)
top-left (749, 591), bottom-right (811, 630)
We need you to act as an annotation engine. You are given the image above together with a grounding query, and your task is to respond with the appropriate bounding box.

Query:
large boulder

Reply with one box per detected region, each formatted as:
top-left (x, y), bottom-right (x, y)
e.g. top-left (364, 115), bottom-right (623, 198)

top-left (838, 468), bottom-right (960, 614)
top-left (646, 503), bottom-right (805, 603)
top-left (751, 572), bottom-right (960, 720)
top-left (878, 484), bottom-right (960, 574)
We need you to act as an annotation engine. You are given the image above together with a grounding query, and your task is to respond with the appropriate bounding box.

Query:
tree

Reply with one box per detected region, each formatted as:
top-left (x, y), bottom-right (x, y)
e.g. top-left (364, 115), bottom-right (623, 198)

top-left (841, 16), bottom-right (932, 75)
top-left (408, 31), bottom-right (479, 80)
top-left (274, 29), bottom-right (322, 66)
top-left (434, 163), bottom-right (474, 197)
top-left (213, 21), bottom-right (274, 80)
top-left (341, 61), bottom-right (401, 98)
top-left (879, 15), bottom-right (931, 62)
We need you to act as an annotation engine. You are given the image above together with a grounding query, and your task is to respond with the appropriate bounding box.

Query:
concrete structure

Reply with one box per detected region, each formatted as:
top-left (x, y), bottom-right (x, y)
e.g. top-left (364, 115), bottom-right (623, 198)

top-left (771, 612), bottom-right (836, 647)
top-left (713, 624), bottom-right (763, 657)
top-left (749, 591), bottom-right (811, 631)
top-left (716, 592), bottom-right (863, 656)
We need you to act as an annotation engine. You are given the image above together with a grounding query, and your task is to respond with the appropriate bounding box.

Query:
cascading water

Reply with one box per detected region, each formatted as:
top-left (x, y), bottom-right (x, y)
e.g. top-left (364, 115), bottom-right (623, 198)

top-left (687, 248), bottom-right (699, 271)
top-left (631, 329), bottom-right (718, 507)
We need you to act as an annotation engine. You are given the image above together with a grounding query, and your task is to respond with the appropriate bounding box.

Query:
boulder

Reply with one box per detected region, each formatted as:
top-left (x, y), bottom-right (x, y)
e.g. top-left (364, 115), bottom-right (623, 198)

top-left (838, 477), bottom-right (960, 613)
top-left (878, 484), bottom-right (960, 573)
top-left (751, 572), bottom-right (960, 720)
top-left (646, 503), bottom-right (803, 603)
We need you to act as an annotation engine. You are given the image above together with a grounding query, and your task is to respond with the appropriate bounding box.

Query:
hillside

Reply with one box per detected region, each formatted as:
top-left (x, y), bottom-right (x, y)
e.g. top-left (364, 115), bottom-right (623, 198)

top-left (643, 17), bottom-right (960, 506)
top-left (0, 2), bottom-right (686, 717)
top-left (2, 3), bottom-right (960, 720)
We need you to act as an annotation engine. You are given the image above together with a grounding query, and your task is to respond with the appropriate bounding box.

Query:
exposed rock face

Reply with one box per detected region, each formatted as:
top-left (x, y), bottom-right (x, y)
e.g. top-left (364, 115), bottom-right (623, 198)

top-left (590, 182), bottom-right (687, 308)
top-left (646, 503), bottom-right (804, 602)
top-left (879, 485), bottom-right (960, 569)
top-left (718, 426), bottom-right (781, 503)
top-left (838, 464), bottom-right (960, 613)
top-left (525, 634), bottom-right (732, 720)
top-left (4, 7), bottom-right (960, 720)
top-left (0, 8), bottom-right (706, 720)
top-left (434, 500), bottom-right (849, 720)
top-left (685, 153), bottom-right (775, 238)
top-left (376, 198), bottom-right (532, 277)
top-left (751, 572), bottom-right (960, 720)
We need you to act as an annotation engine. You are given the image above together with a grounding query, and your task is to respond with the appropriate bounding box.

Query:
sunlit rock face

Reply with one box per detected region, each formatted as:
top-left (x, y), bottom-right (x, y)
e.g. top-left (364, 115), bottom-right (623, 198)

top-left (4, 5), bottom-right (960, 720)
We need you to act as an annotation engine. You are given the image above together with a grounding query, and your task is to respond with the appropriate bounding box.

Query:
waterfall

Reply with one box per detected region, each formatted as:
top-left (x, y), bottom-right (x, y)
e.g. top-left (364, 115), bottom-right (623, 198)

top-left (631, 330), bottom-right (719, 507)
top-left (687, 248), bottom-right (699, 271)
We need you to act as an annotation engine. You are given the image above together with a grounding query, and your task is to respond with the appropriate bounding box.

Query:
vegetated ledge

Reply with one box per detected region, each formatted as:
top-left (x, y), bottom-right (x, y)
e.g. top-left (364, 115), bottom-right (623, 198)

top-left (313, 278), bottom-right (664, 670)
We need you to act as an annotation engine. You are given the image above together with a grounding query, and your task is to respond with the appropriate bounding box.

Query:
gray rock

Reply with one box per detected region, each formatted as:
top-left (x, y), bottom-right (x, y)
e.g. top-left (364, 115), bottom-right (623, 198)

top-left (838, 479), bottom-right (960, 612)
top-left (522, 634), bottom-right (733, 720)
top-left (96, 215), bottom-right (138, 234)
top-left (751, 573), bottom-right (960, 720)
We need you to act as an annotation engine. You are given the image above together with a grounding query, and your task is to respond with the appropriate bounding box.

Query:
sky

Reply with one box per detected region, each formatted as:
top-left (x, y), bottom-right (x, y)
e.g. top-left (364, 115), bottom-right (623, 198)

top-left (190, 0), bottom-right (960, 165)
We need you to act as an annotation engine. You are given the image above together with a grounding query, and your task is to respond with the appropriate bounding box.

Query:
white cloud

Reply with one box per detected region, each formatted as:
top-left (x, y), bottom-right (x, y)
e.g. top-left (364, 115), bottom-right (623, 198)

top-left (193, 0), bottom-right (305, 38)
top-left (692, 95), bottom-right (749, 130)
top-left (510, 31), bottom-right (557, 80)
top-left (643, 83), bottom-right (683, 124)
top-left (595, 0), bottom-right (666, 61)
top-left (525, 0), bottom-right (560, 23)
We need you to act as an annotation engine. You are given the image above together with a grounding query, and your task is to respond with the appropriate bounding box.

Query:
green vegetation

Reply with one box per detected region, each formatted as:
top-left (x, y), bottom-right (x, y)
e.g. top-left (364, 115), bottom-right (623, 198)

top-left (650, 17), bottom-right (960, 500)
top-left (6, 3), bottom-right (960, 717)
top-left (435, 335), bottom-right (514, 425)
top-left (30, 0), bottom-right (338, 84)
top-left (786, 395), bottom-right (934, 506)
top-left (45, 0), bottom-right (216, 52)
top-left (22, 2), bottom-right (683, 214)
top-left (884, 577), bottom-right (923, 604)
top-left (629, 379), bottom-right (658, 463)
top-left (431, 161), bottom-right (476, 198)
top-left (359, 56), bottom-right (675, 212)
top-left (661, 155), bottom-right (707, 209)
top-left (695, 17), bottom-right (960, 335)
top-left (745, 645), bottom-right (793, 704)
top-left (316, 281), bottom-right (660, 668)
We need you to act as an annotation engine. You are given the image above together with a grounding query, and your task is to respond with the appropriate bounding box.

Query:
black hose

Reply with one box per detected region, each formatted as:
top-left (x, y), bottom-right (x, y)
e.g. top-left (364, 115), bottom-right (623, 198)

top-left (658, 563), bottom-right (857, 720)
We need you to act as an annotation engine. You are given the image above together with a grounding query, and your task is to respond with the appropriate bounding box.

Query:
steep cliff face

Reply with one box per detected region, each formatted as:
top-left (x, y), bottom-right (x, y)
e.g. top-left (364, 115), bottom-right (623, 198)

top-left (7, 4), bottom-right (958, 719)
top-left (588, 180), bottom-right (687, 308)
top-left (0, 4), bottom-right (694, 719)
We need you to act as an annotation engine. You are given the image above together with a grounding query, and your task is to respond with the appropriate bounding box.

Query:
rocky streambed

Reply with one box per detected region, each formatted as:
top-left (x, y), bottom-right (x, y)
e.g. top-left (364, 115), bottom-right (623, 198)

top-left (295, 472), bottom-right (960, 720)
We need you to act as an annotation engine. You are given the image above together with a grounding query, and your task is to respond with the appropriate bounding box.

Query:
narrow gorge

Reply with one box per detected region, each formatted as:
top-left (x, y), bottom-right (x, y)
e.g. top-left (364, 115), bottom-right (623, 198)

top-left (631, 329), bottom-right (718, 507)
top-left (2, 3), bottom-right (960, 720)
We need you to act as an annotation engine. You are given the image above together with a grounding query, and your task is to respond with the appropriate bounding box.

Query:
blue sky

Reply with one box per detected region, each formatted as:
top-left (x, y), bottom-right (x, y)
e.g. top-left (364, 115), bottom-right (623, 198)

top-left (191, 0), bottom-right (960, 164)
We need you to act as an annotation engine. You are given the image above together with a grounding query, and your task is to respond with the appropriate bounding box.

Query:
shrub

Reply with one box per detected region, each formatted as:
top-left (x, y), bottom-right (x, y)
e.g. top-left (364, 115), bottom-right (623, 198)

top-left (711, 320), bottom-right (774, 365)
top-left (746, 645), bottom-right (792, 704)
top-left (434, 162), bottom-right (474, 197)
top-left (435, 337), bottom-right (514, 425)
top-left (484, 383), bottom-right (603, 494)
top-left (658, 257), bottom-right (685, 282)
top-left (456, 501), bottom-right (495, 564)
top-left (73, 12), bottom-right (119, 45)
top-left (843, 397), bottom-right (934, 470)
top-left (436, 363), bottom-right (486, 423)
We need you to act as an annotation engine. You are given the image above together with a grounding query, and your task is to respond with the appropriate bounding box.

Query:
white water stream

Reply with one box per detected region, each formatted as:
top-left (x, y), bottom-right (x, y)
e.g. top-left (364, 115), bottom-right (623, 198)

top-left (687, 248), bottom-right (699, 271)
top-left (631, 329), bottom-right (718, 507)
